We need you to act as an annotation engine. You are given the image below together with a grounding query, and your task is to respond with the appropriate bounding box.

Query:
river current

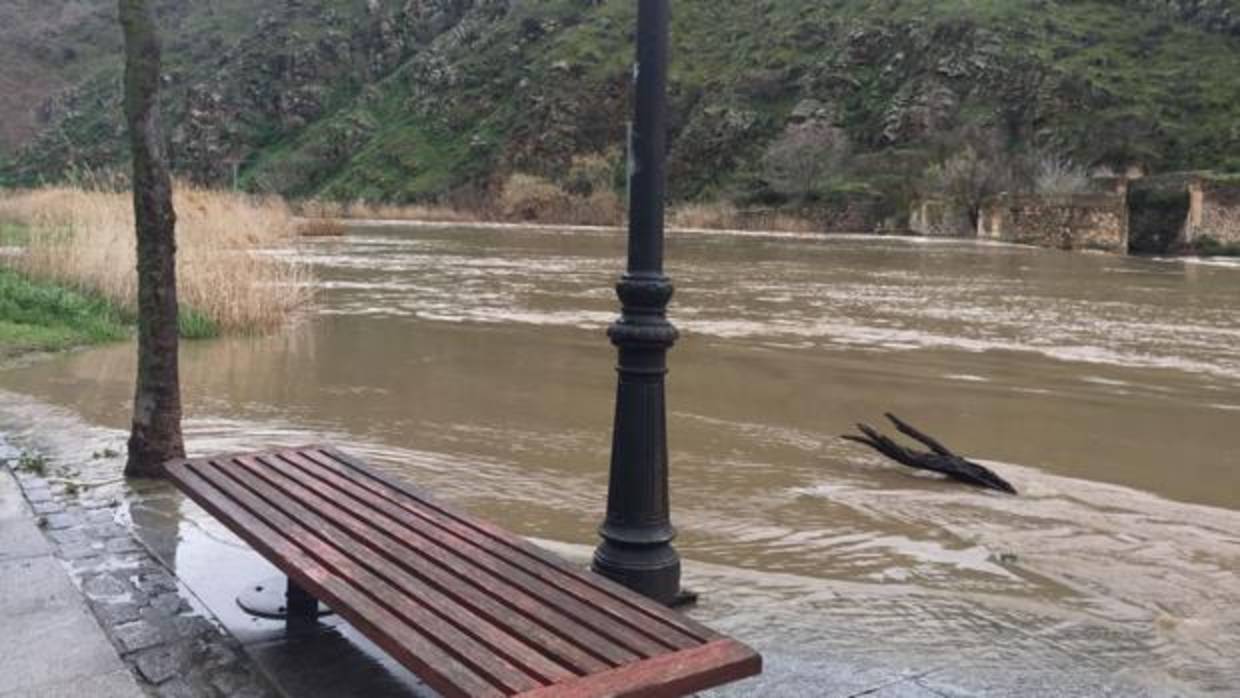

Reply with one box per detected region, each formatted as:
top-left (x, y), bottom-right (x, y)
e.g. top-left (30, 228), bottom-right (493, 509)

top-left (1, 224), bottom-right (1237, 693)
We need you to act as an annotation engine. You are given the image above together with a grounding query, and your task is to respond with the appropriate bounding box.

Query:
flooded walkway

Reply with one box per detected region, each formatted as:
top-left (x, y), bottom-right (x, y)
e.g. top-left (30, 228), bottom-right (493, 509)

top-left (0, 225), bottom-right (1237, 695)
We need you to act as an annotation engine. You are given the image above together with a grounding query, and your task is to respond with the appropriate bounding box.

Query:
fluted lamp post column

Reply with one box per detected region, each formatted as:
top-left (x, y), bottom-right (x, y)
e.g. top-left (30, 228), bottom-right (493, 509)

top-left (592, 0), bottom-right (693, 607)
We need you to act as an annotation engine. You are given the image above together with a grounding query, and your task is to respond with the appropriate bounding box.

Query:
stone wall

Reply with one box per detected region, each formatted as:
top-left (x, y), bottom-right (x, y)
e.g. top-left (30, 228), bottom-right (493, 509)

top-left (978, 193), bottom-right (1128, 252)
top-left (909, 199), bottom-right (972, 237)
top-left (1186, 176), bottom-right (1240, 247)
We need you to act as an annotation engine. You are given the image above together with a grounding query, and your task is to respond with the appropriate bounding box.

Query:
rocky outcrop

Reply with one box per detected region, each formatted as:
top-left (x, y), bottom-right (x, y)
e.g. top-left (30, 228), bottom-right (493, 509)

top-left (7, 0), bottom-right (1240, 214)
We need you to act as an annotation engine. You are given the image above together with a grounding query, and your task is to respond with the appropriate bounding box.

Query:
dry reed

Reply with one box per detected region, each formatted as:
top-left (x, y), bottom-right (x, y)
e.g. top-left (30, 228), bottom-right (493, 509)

top-left (295, 217), bottom-right (348, 237)
top-left (0, 185), bottom-right (312, 334)
top-left (668, 201), bottom-right (818, 233)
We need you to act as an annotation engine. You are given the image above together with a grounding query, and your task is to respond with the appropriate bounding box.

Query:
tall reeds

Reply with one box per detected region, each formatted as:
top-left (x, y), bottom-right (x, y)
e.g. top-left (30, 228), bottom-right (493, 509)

top-left (0, 184), bottom-right (311, 335)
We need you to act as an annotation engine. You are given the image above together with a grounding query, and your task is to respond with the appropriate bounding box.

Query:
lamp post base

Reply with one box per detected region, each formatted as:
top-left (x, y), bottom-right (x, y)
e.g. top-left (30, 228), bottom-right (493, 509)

top-left (592, 539), bottom-right (686, 608)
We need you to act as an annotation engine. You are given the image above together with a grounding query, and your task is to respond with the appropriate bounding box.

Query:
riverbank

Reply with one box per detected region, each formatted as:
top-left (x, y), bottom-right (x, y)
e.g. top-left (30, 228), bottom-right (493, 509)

top-left (0, 185), bottom-right (312, 337)
top-left (0, 267), bottom-right (129, 361)
top-left (295, 196), bottom-right (829, 238)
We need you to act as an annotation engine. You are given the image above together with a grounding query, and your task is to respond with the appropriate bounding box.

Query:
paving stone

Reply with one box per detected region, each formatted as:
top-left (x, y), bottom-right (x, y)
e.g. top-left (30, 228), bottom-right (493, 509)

top-left (0, 517), bottom-right (52, 561)
top-left (68, 555), bottom-right (106, 572)
top-left (21, 485), bottom-right (52, 502)
top-left (29, 499), bottom-right (66, 515)
top-left (0, 668), bottom-right (144, 698)
top-left (48, 527), bottom-right (88, 545)
top-left (89, 523), bottom-right (129, 538)
top-left (82, 574), bottom-right (131, 599)
top-left (43, 511), bottom-right (85, 530)
top-left (0, 557), bottom-right (80, 617)
top-left (133, 644), bottom-right (190, 684)
top-left (198, 640), bottom-right (239, 669)
top-left (152, 677), bottom-right (203, 698)
top-left (150, 591), bottom-right (191, 616)
top-left (172, 615), bottom-right (218, 641)
top-left (113, 620), bottom-right (166, 653)
top-left (58, 541), bottom-right (103, 560)
top-left (0, 603), bottom-right (128, 694)
top-left (0, 472), bottom-right (25, 520)
top-left (106, 537), bottom-right (144, 554)
top-left (869, 679), bottom-right (948, 697)
top-left (209, 667), bottom-right (277, 698)
top-left (86, 509), bottom-right (118, 524)
top-left (136, 570), bottom-right (180, 595)
top-left (93, 601), bottom-right (143, 626)
top-left (917, 668), bottom-right (1165, 697)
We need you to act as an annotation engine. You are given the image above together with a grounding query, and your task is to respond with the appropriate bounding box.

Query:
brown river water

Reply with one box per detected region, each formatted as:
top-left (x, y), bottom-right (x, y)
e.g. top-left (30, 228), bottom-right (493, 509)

top-left (1, 224), bottom-right (1238, 694)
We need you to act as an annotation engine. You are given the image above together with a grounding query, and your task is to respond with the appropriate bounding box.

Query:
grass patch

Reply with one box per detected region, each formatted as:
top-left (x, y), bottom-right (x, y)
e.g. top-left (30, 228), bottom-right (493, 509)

top-left (0, 221), bottom-right (29, 245)
top-left (0, 185), bottom-right (312, 334)
top-left (0, 267), bottom-right (222, 358)
top-left (178, 305), bottom-right (220, 339)
top-left (0, 267), bottom-right (130, 357)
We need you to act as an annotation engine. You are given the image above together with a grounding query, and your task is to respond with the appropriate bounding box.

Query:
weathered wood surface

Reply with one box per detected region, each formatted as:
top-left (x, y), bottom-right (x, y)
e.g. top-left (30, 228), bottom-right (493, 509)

top-left (166, 446), bottom-right (761, 698)
top-left (843, 413), bottom-right (1018, 494)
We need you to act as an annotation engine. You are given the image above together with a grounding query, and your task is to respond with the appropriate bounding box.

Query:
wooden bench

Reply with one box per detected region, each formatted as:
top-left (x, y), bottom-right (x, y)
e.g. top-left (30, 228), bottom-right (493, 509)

top-left (166, 446), bottom-right (761, 697)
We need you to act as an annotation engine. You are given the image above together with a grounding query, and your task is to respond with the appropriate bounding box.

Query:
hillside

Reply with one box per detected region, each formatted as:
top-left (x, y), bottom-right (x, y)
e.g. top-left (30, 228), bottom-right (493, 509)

top-left (5, 0), bottom-right (1240, 223)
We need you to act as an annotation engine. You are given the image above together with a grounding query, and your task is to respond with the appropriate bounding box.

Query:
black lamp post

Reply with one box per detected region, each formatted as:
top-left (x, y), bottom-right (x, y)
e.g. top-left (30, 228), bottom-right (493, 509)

top-left (592, 0), bottom-right (691, 607)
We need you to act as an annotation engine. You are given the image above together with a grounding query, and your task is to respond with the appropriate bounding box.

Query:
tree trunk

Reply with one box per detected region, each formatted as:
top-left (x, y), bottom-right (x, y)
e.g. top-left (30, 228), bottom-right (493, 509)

top-left (120, 0), bottom-right (184, 478)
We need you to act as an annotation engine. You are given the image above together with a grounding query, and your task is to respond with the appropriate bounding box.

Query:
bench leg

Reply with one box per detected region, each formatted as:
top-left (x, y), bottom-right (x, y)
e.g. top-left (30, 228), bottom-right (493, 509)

top-left (285, 577), bottom-right (319, 620)
top-left (237, 575), bottom-right (332, 620)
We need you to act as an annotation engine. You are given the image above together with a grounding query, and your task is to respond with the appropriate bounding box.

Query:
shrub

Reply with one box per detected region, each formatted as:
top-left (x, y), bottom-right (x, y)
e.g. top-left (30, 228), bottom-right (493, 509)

top-left (1034, 153), bottom-right (1089, 194)
top-left (0, 184), bottom-right (312, 334)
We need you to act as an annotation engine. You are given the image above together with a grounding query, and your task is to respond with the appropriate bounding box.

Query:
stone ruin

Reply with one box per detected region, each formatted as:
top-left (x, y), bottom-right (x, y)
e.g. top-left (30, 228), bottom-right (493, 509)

top-left (911, 171), bottom-right (1240, 255)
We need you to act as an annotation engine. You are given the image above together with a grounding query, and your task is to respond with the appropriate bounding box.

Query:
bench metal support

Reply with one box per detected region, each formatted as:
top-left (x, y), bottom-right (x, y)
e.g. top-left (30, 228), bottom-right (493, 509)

top-left (236, 575), bottom-right (332, 621)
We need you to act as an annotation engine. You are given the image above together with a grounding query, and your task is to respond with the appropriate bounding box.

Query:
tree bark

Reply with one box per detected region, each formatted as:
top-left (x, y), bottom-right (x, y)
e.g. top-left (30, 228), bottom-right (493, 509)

top-left (120, 0), bottom-right (184, 478)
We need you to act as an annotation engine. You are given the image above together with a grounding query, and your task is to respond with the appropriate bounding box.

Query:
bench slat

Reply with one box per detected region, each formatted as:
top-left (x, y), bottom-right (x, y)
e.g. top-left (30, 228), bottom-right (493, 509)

top-left (519, 640), bottom-right (762, 698)
top-left (188, 459), bottom-right (546, 695)
top-left (255, 453), bottom-right (634, 669)
top-left (172, 464), bottom-right (507, 698)
top-left (233, 454), bottom-right (613, 676)
top-left (277, 450), bottom-right (679, 659)
top-left (309, 448), bottom-right (711, 647)
top-left (219, 457), bottom-right (579, 684)
top-left (167, 447), bottom-right (764, 698)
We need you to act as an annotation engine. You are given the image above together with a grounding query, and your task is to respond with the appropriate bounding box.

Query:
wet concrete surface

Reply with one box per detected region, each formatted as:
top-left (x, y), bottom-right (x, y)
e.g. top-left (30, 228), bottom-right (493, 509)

top-left (1, 437), bottom-right (276, 698)
top-left (0, 446), bottom-right (145, 698)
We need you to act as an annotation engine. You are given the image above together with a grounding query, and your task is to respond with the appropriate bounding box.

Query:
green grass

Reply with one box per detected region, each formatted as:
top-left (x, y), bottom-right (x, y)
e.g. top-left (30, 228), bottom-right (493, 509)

top-left (0, 267), bottom-right (224, 356)
top-left (0, 222), bottom-right (29, 246)
top-left (177, 306), bottom-right (220, 339)
top-left (0, 267), bottom-right (130, 358)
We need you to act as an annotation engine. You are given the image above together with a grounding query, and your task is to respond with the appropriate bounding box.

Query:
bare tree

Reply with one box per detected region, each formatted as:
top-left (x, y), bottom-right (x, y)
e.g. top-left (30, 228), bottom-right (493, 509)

top-left (120, 0), bottom-right (184, 477)
top-left (924, 136), bottom-right (1015, 231)
top-left (762, 120), bottom-right (850, 203)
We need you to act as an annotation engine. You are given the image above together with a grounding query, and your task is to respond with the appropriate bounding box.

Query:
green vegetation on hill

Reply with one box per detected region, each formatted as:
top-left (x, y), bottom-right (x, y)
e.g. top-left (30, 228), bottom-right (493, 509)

top-left (6, 0), bottom-right (1240, 223)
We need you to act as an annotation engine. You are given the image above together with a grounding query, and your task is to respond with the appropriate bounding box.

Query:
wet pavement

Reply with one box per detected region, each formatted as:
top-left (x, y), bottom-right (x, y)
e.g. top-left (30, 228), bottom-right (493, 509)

top-left (0, 436), bottom-right (275, 698)
top-left (0, 441), bottom-right (145, 697)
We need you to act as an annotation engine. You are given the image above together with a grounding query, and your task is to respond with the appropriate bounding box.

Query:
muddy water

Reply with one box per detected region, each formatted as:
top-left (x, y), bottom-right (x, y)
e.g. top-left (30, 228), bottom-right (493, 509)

top-left (2, 225), bottom-right (1239, 693)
